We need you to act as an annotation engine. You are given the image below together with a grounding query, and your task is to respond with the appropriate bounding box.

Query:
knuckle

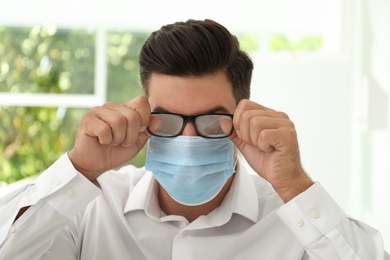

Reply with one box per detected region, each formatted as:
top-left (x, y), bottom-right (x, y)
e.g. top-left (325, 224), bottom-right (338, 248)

top-left (241, 110), bottom-right (252, 123)
top-left (287, 120), bottom-right (296, 130)
top-left (89, 105), bottom-right (102, 114)
top-left (126, 96), bottom-right (150, 124)
top-left (257, 130), bottom-right (274, 150)
top-left (126, 110), bottom-right (142, 125)
top-left (259, 129), bottom-right (271, 140)
top-left (96, 123), bottom-right (111, 136)
top-left (234, 100), bottom-right (249, 117)
top-left (112, 114), bottom-right (128, 128)
top-left (287, 127), bottom-right (297, 139)
top-left (128, 96), bottom-right (149, 111)
top-left (95, 125), bottom-right (112, 144)
top-left (102, 102), bottom-right (117, 109)
top-left (80, 109), bottom-right (99, 127)
top-left (249, 116), bottom-right (262, 128)
top-left (277, 111), bottom-right (290, 119)
top-left (133, 96), bottom-right (148, 106)
top-left (237, 99), bottom-right (251, 108)
top-left (282, 118), bottom-right (295, 131)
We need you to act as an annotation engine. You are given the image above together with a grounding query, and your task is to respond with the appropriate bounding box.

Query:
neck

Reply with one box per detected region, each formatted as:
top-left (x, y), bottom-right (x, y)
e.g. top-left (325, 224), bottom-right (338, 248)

top-left (158, 174), bottom-right (235, 223)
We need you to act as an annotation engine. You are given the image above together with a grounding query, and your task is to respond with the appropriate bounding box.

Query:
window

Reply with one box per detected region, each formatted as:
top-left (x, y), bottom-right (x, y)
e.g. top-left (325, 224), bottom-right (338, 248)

top-left (0, 26), bottom-right (149, 185)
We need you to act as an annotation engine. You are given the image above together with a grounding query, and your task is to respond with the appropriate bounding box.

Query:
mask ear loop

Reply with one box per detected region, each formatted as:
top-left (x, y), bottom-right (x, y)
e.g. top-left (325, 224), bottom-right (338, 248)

top-left (233, 147), bottom-right (239, 172)
top-left (233, 157), bottom-right (238, 172)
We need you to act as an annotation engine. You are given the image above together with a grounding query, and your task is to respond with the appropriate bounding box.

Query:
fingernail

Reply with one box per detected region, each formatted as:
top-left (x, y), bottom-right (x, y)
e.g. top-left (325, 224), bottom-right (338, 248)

top-left (236, 130), bottom-right (242, 139)
top-left (139, 126), bottom-right (147, 132)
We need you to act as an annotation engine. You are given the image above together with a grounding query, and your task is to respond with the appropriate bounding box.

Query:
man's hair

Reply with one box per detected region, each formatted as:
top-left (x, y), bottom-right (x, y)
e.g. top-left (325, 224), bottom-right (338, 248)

top-left (139, 19), bottom-right (253, 103)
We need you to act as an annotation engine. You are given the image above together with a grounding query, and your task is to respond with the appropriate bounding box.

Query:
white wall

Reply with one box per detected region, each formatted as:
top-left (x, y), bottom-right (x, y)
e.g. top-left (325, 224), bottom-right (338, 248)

top-left (355, 0), bottom-right (390, 250)
top-left (250, 54), bottom-right (352, 210)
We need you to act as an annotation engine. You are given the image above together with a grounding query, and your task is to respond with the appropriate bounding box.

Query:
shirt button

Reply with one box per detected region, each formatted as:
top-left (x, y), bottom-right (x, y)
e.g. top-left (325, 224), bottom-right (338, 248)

top-left (295, 218), bottom-right (304, 227)
top-left (66, 188), bottom-right (76, 198)
top-left (182, 230), bottom-right (190, 236)
top-left (310, 209), bottom-right (320, 219)
top-left (9, 225), bottom-right (16, 233)
top-left (53, 178), bottom-right (62, 186)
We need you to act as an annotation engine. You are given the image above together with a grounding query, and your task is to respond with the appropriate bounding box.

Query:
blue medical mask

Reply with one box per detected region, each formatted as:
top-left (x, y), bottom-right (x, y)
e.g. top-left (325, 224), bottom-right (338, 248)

top-left (145, 136), bottom-right (235, 206)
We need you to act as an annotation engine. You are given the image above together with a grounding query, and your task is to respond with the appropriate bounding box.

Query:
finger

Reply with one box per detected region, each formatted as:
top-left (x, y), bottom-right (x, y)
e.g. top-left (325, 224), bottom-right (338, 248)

top-left (81, 108), bottom-right (118, 145)
top-left (235, 110), bottom-right (285, 147)
top-left (105, 98), bottom-right (151, 146)
top-left (87, 121), bottom-right (112, 145)
top-left (101, 103), bottom-right (141, 146)
top-left (228, 129), bottom-right (243, 148)
top-left (255, 129), bottom-right (278, 153)
top-left (147, 115), bottom-right (161, 134)
top-left (228, 128), bottom-right (287, 155)
top-left (220, 116), bottom-right (233, 136)
top-left (123, 96), bottom-right (151, 129)
top-left (258, 127), bottom-right (298, 153)
top-left (248, 116), bottom-right (288, 147)
top-left (233, 99), bottom-right (274, 127)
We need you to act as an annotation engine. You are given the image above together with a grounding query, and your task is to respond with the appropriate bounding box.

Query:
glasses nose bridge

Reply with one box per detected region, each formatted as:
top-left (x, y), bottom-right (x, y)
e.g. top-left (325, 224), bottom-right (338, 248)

top-left (180, 115), bottom-right (198, 135)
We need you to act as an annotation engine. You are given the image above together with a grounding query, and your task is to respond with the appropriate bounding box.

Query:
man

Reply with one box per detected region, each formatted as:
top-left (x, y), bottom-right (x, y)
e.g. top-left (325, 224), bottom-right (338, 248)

top-left (0, 19), bottom-right (388, 259)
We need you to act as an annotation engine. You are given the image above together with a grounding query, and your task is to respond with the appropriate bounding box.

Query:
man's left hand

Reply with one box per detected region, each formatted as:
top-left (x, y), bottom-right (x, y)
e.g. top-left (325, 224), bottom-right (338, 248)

top-left (229, 99), bottom-right (313, 202)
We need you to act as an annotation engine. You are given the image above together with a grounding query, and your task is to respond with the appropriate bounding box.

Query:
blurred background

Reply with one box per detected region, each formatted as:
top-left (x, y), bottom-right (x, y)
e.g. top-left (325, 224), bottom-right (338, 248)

top-left (0, 0), bottom-right (389, 250)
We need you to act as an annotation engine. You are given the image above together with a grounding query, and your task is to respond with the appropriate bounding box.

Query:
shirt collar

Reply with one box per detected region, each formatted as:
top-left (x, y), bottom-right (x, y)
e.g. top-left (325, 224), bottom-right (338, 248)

top-left (123, 157), bottom-right (262, 223)
top-left (123, 171), bottom-right (162, 220)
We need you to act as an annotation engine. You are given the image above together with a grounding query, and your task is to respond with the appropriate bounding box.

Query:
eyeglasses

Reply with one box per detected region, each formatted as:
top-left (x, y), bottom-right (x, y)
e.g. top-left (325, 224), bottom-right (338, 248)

top-left (147, 112), bottom-right (234, 139)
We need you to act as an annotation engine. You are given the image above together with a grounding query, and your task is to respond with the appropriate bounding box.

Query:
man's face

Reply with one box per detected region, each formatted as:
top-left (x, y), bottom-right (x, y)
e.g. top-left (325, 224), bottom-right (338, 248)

top-left (148, 72), bottom-right (237, 137)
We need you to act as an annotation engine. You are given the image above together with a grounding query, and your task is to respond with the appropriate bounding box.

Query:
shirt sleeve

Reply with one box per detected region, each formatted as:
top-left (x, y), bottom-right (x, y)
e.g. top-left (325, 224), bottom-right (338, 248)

top-left (277, 182), bottom-right (389, 260)
top-left (0, 153), bottom-right (101, 259)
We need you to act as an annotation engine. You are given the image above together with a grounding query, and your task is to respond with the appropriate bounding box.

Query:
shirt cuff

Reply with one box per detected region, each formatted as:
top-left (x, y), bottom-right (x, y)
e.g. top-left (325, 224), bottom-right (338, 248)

top-left (20, 153), bottom-right (101, 219)
top-left (276, 182), bottom-right (347, 247)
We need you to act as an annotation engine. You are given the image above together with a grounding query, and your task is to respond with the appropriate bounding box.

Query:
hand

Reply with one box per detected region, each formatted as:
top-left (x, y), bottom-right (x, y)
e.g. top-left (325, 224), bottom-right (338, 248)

top-left (68, 96), bottom-right (151, 181)
top-left (229, 99), bottom-right (313, 202)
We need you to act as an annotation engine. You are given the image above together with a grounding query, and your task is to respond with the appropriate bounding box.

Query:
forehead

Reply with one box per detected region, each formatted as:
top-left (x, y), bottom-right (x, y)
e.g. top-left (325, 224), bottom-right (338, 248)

top-left (148, 72), bottom-right (236, 115)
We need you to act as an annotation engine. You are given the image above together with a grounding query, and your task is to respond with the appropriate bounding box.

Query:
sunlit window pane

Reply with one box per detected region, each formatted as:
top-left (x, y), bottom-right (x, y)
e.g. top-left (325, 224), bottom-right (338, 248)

top-left (236, 33), bottom-right (324, 53)
top-left (269, 34), bottom-right (323, 51)
top-left (106, 31), bottom-right (149, 103)
top-left (0, 26), bottom-right (95, 94)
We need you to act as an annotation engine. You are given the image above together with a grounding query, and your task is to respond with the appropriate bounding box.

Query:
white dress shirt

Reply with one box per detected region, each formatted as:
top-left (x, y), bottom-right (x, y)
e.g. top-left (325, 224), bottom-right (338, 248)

top-left (0, 154), bottom-right (388, 260)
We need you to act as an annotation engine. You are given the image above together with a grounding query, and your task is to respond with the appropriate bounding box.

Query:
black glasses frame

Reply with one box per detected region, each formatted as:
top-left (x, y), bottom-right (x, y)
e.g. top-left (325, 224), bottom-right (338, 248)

top-left (147, 112), bottom-right (234, 139)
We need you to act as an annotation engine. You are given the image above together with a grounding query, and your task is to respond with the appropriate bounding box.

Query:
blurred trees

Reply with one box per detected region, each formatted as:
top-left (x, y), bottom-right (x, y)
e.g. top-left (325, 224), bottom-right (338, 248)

top-left (270, 34), bottom-right (322, 51)
top-left (0, 26), bottom-right (148, 185)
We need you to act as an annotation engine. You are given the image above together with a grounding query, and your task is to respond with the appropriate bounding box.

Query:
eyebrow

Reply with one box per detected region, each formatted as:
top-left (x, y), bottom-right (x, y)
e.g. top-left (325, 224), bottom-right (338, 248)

top-left (153, 105), bottom-right (230, 115)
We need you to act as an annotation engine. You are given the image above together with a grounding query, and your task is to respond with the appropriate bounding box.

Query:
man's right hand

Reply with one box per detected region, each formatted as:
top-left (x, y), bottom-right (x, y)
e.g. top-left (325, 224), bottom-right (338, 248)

top-left (68, 96), bottom-right (151, 181)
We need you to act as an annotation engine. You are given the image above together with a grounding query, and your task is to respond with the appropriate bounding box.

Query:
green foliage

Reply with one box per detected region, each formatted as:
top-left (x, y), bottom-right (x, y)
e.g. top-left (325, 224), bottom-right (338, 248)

top-left (0, 26), bottom-right (95, 94)
top-left (235, 33), bottom-right (323, 53)
top-left (0, 26), bottom-right (149, 185)
top-left (0, 106), bottom-right (85, 183)
top-left (270, 34), bottom-right (323, 51)
top-left (107, 31), bottom-right (148, 103)
top-left (236, 34), bottom-right (259, 53)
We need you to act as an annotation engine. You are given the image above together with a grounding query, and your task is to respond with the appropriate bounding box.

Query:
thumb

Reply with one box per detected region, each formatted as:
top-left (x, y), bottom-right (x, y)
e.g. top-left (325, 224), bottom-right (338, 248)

top-left (220, 119), bottom-right (245, 151)
top-left (228, 130), bottom-right (247, 153)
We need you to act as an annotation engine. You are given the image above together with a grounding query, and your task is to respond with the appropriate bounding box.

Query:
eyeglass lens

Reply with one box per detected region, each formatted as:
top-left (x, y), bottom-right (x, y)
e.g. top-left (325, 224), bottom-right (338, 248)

top-left (149, 113), bottom-right (233, 138)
